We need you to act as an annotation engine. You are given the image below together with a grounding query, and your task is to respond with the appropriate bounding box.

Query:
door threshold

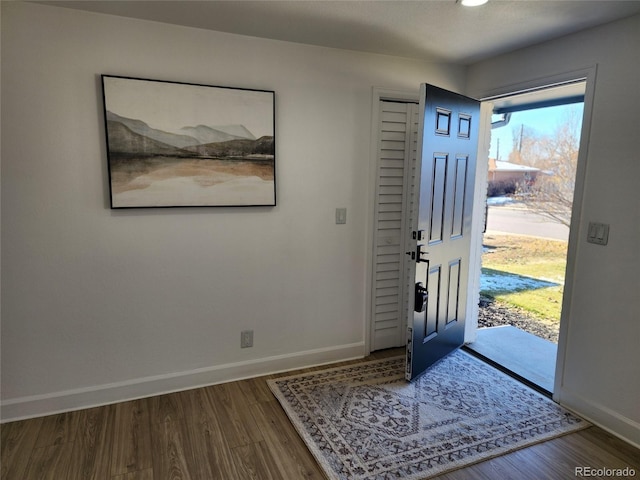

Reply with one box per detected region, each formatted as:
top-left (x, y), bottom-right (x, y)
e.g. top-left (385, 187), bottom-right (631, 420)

top-left (463, 325), bottom-right (556, 397)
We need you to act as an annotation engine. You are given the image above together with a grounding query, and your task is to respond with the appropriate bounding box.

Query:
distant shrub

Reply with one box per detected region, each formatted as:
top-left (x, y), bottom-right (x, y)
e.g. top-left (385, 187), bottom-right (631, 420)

top-left (487, 180), bottom-right (518, 197)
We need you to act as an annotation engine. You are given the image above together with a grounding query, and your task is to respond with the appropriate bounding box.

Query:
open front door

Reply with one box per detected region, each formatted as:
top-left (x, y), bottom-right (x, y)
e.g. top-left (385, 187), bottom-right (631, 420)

top-left (406, 84), bottom-right (480, 381)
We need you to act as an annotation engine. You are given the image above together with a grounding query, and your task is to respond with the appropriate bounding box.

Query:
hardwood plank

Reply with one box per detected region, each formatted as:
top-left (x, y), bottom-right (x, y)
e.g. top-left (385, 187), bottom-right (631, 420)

top-left (204, 381), bottom-right (263, 449)
top-left (1, 417), bottom-right (44, 480)
top-left (575, 427), bottom-right (640, 469)
top-left (237, 375), bottom-right (276, 405)
top-left (68, 405), bottom-right (113, 480)
top-left (535, 427), bottom-right (640, 474)
top-left (182, 408), bottom-right (239, 479)
top-left (435, 456), bottom-right (517, 480)
top-left (110, 398), bottom-right (152, 476)
top-left (23, 441), bottom-right (74, 480)
top-left (434, 426), bottom-right (640, 480)
top-left (34, 411), bottom-right (79, 448)
top-left (231, 441), bottom-right (282, 480)
top-left (111, 468), bottom-right (153, 480)
top-left (148, 392), bottom-right (194, 480)
top-left (178, 387), bottom-right (236, 479)
top-left (249, 399), bottom-right (324, 479)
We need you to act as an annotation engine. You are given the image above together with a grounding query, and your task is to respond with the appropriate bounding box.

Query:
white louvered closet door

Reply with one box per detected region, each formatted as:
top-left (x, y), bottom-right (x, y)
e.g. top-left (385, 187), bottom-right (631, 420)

top-left (371, 100), bottom-right (419, 351)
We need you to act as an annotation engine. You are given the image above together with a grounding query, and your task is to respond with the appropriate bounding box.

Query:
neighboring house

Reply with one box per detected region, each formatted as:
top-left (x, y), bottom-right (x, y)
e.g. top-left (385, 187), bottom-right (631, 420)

top-left (487, 158), bottom-right (540, 194)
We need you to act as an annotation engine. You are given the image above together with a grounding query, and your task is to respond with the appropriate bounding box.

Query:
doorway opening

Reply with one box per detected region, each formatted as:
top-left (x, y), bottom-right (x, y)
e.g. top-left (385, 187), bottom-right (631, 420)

top-left (465, 81), bottom-right (586, 394)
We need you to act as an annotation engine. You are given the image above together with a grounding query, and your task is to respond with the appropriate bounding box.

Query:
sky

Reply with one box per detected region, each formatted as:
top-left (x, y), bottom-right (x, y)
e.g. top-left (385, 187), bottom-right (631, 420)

top-left (489, 103), bottom-right (584, 161)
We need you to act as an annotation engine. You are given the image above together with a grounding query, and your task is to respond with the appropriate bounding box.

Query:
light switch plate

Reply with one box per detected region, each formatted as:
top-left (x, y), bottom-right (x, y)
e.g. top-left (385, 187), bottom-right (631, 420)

top-left (335, 208), bottom-right (347, 224)
top-left (587, 222), bottom-right (609, 246)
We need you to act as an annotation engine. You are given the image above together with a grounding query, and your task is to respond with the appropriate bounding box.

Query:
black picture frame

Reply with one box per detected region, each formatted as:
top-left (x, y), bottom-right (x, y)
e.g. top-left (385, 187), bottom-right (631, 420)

top-left (101, 75), bottom-right (276, 208)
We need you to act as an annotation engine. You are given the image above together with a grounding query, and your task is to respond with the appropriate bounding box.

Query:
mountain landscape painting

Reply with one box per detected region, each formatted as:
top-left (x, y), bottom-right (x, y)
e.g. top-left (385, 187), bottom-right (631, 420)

top-left (101, 76), bottom-right (275, 208)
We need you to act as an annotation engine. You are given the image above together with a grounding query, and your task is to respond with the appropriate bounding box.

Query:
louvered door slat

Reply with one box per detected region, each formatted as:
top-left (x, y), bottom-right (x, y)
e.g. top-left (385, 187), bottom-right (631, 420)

top-left (371, 100), bottom-right (418, 350)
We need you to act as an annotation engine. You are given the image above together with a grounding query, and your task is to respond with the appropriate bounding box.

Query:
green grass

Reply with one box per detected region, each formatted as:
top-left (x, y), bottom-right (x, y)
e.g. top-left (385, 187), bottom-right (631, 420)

top-left (481, 234), bottom-right (568, 323)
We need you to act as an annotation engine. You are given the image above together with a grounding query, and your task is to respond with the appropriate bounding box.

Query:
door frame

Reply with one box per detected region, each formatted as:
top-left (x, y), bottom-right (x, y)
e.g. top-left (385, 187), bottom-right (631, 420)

top-left (468, 65), bottom-right (598, 402)
top-left (464, 101), bottom-right (493, 344)
top-left (367, 66), bottom-right (596, 371)
top-left (366, 87), bottom-right (492, 355)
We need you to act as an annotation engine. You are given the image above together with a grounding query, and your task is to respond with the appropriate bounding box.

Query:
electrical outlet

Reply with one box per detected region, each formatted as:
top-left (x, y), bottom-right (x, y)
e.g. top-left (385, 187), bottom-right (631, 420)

top-left (241, 330), bottom-right (254, 348)
top-left (336, 208), bottom-right (347, 224)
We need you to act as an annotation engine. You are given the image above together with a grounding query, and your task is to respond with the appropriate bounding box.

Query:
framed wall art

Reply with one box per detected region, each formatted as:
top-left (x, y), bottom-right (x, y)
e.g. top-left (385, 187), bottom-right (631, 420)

top-left (101, 75), bottom-right (276, 208)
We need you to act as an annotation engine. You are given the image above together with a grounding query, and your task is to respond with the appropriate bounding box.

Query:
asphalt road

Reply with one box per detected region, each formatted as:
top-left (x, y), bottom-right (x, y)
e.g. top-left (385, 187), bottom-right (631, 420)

top-left (485, 205), bottom-right (570, 241)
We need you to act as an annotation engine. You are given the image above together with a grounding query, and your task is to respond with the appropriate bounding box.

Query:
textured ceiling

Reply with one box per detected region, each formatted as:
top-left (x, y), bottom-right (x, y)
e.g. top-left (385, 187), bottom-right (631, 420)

top-left (36, 0), bottom-right (640, 64)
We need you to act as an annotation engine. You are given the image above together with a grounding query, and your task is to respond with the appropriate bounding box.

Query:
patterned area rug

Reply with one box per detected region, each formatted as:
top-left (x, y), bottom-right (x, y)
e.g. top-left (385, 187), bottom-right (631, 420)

top-left (268, 350), bottom-right (588, 479)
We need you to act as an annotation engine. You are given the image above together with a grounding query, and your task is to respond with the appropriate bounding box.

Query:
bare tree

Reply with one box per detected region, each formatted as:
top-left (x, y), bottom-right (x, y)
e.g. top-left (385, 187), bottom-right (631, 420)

top-left (508, 124), bottom-right (547, 168)
top-left (514, 106), bottom-right (582, 227)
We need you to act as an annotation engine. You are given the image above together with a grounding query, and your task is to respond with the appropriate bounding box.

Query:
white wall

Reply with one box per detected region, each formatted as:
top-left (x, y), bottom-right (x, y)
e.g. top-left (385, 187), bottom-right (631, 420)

top-left (0, 2), bottom-right (465, 420)
top-left (467, 15), bottom-right (640, 447)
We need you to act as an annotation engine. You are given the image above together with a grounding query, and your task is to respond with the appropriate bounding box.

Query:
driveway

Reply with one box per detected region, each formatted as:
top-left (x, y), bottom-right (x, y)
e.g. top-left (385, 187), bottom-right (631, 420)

top-left (485, 204), bottom-right (570, 241)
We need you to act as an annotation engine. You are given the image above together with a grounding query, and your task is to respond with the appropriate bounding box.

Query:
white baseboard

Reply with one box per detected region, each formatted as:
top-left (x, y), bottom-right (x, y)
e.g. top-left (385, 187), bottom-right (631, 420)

top-left (1, 342), bottom-right (366, 423)
top-left (556, 388), bottom-right (640, 449)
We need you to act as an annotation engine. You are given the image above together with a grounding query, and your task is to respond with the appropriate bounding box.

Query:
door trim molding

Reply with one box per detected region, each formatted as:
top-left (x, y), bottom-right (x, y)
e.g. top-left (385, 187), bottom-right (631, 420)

top-left (465, 102), bottom-right (493, 344)
top-left (470, 65), bottom-right (595, 102)
top-left (467, 65), bottom-right (598, 400)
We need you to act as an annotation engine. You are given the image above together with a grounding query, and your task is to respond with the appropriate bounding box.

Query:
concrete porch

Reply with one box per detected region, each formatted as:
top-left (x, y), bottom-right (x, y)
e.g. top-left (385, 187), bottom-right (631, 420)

top-left (464, 325), bottom-right (557, 395)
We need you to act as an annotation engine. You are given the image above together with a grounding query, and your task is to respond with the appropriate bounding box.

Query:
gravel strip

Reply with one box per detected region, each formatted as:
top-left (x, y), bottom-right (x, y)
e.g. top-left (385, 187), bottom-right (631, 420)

top-left (478, 296), bottom-right (559, 343)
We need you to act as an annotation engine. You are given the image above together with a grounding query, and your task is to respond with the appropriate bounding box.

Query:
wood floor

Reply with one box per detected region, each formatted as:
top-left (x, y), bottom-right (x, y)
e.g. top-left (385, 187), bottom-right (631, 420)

top-left (2, 348), bottom-right (639, 479)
